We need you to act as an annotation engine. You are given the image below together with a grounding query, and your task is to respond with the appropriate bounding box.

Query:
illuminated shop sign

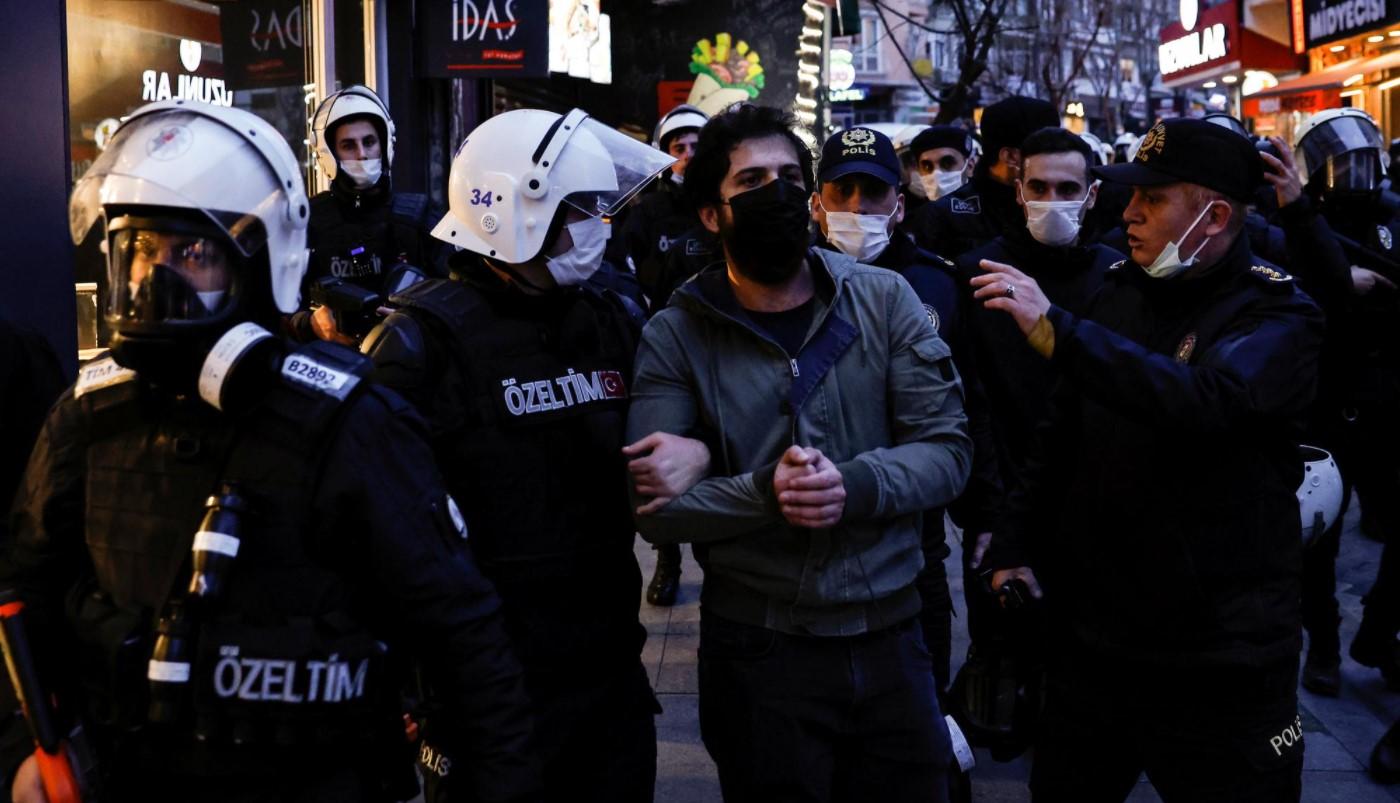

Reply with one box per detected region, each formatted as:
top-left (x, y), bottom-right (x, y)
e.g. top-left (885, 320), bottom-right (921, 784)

top-left (1160, 0), bottom-right (1235, 78)
top-left (1297, 0), bottom-right (1400, 49)
top-left (139, 40), bottom-right (233, 107)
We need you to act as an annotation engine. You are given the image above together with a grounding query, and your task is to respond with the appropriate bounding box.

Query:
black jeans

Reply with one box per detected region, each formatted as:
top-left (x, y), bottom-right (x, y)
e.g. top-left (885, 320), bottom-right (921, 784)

top-left (698, 612), bottom-right (952, 803)
top-left (1030, 652), bottom-right (1302, 803)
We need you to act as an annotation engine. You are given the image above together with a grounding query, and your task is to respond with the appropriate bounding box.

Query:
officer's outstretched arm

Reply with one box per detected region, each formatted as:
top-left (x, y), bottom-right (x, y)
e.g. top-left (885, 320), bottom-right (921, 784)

top-left (322, 388), bottom-right (540, 801)
top-left (1045, 297), bottom-right (1325, 433)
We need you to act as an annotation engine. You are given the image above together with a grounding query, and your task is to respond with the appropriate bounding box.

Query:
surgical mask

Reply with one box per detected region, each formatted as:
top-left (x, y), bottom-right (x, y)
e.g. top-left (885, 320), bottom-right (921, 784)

top-left (1022, 188), bottom-right (1090, 247)
top-left (1143, 203), bottom-right (1216, 280)
top-left (196, 290), bottom-right (227, 313)
top-left (821, 203), bottom-right (895, 263)
top-left (921, 170), bottom-right (965, 200)
top-left (340, 158), bottom-right (383, 189)
top-left (545, 216), bottom-right (609, 286)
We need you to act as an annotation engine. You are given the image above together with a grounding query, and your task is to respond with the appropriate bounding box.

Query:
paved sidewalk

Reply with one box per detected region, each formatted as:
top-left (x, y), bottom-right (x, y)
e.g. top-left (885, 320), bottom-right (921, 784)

top-left (635, 493), bottom-right (1400, 801)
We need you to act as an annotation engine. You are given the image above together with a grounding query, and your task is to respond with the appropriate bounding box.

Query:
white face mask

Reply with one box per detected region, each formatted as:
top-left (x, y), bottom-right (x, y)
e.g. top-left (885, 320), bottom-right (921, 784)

top-left (545, 216), bottom-right (609, 286)
top-left (196, 290), bottom-right (227, 313)
top-left (822, 203), bottom-right (896, 263)
top-left (340, 158), bottom-right (383, 190)
top-left (921, 169), bottom-right (965, 201)
top-left (1022, 186), bottom-right (1092, 247)
top-left (1142, 202), bottom-right (1216, 280)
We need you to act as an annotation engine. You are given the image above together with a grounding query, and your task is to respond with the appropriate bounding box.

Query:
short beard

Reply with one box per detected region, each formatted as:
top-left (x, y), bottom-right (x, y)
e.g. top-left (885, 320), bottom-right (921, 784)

top-left (717, 212), bottom-right (806, 286)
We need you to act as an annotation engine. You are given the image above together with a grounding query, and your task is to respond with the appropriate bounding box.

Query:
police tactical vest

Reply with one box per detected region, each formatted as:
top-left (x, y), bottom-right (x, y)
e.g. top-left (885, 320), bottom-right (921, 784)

top-left (387, 277), bottom-right (644, 674)
top-left (307, 191), bottom-right (432, 289)
top-left (390, 279), bottom-right (638, 573)
top-left (68, 343), bottom-right (394, 750)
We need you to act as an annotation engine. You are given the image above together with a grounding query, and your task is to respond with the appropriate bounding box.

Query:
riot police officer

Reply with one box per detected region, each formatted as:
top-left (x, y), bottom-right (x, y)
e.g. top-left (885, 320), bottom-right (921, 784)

top-left (292, 85), bottom-right (444, 344)
top-left (362, 108), bottom-right (697, 802)
top-left (1, 101), bottom-right (538, 802)
top-left (1295, 108), bottom-right (1400, 687)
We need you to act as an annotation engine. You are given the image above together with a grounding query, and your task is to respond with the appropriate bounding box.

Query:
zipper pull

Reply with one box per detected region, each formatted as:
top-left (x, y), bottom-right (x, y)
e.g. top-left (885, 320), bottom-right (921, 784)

top-left (790, 359), bottom-right (800, 377)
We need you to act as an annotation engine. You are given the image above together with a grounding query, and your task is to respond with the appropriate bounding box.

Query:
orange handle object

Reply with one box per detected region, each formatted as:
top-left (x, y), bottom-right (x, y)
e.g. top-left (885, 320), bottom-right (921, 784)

top-left (35, 747), bottom-right (81, 803)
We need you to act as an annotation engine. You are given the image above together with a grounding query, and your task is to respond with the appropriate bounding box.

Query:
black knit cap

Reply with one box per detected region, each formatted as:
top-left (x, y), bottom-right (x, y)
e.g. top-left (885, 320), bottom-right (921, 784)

top-left (980, 96), bottom-right (1059, 156)
top-left (1092, 118), bottom-right (1265, 202)
top-left (909, 125), bottom-right (975, 159)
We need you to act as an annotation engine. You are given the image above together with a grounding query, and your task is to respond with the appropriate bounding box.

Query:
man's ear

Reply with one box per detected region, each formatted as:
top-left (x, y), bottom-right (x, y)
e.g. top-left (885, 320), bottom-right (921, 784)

top-left (1084, 180), bottom-right (1100, 211)
top-left (1203, 199), bottom-right (1232, 237)
top-left (1014, 178), bottom-right (1026, 208)
top-left (893, 192), bottom-right (906, 227)
top-left (698, 204), bottom-right (722, 235)
top-left (1001, 147), bottom-right (1021, 173)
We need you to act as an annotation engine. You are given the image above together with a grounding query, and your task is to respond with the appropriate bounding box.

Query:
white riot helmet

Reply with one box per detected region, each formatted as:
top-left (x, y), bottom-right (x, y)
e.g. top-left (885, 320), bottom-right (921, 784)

top-left (1079, 132), bottom-right (1108, 166)
top-left (1114, 132), bottom-right (1140, 163)
top-left (892, 124), bottom-right (931, 155)
top-left (434, 108), bottom-right (675, 265)
top-left (70, 100), bottom-right (310, 315)
top-left (1298, 445), bottom-right (1345, 547)
top-left (1294, 108), bottom-right (1386, 195)
top-left (69, 100), bottom-right (309, 384)
top-left (653, 104), bottom-right (708, 150)
top-left (311, 85), bottom-right (395, 182)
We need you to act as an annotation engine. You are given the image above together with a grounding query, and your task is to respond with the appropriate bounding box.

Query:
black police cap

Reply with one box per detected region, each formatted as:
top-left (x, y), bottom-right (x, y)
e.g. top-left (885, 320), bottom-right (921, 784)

top-left (980, 96), bottom-right (1059, 156)
top-left (909, 125), bottom-right (975, 159)
top-left (1092, 118), bottom-right (1265, 202)
top-left (818, 127), bottom-right (901, 186)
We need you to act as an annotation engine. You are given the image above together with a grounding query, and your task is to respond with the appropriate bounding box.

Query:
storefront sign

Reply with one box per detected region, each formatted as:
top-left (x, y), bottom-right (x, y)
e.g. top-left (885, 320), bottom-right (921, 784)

top-left (139, 39), bottom-right (233, 107)
top-left (828, 86), bottom-right (868, 103)
top-left (1244, 87), bottom-right (1343, 116)
top-left (1298, 0), bottom-right (1400, 50)
top-left (1160, 0), bottom-right (1237, 79)
top-left (219, 0), bottom-right (304, 88)
top-left (417, 0), bottom-right (549, 78)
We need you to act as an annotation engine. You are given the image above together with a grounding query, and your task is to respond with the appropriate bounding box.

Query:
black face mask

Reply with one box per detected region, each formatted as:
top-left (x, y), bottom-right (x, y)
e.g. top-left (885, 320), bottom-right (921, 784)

top-left (719, 180), bottom-right (812, 285)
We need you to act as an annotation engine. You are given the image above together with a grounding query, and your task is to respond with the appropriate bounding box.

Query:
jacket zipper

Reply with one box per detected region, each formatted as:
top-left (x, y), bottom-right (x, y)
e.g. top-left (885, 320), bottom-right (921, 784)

top-left (789, 359), bottom-right (799, 377)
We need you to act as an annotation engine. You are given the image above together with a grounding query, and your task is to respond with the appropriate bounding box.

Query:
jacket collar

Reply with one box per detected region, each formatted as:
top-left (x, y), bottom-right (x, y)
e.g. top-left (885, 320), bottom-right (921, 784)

top-left (672, 248), bottom-right (853, 328)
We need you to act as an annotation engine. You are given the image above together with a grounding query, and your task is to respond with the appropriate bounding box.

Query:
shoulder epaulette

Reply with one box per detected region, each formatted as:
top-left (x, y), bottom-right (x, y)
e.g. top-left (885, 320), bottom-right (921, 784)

top-left (73, 354), bottom-right (137, 399)
top-left (1249, 264), bottom-right (1294, 285)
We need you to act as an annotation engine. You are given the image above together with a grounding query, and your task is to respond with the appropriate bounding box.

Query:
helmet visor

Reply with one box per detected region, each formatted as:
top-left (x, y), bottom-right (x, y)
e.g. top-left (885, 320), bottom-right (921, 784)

top-left (561, 117), bottom-right (677, 217)
top-left (1323, 150), bottom-right (1383, 193)
top-left (1299, 115), bottom-right (1385, 183)
top-left (68, 112), bottom-right (277, 256)
top-left (106, 219), bottom-right (239, 325)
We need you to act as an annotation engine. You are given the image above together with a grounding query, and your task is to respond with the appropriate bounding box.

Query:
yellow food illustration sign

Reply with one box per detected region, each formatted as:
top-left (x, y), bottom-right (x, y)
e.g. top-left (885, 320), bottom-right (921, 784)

top-left (687, 33), bottom-right (764, 116)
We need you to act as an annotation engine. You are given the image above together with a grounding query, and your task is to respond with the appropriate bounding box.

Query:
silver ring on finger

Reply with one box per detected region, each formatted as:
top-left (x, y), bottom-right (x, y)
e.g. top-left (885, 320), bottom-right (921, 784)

top-left (1004, 283), bottom-right (1016, 299)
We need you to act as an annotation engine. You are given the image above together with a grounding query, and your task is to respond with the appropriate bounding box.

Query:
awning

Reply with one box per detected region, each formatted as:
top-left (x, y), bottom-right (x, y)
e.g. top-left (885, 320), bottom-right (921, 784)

top-left (1251, 50), bottom-right (1400, 99)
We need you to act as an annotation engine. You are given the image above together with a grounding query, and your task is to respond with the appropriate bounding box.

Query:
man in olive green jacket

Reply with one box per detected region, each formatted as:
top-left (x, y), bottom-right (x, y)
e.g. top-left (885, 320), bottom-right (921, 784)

top-left (622, 105), bottom-right (970, 803)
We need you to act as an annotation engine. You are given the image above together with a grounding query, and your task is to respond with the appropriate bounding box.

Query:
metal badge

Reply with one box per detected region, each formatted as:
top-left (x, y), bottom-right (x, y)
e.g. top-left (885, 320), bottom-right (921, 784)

top-left (1174, 332), bottom-right (1197, 363)
top-left (1379, 225), bottom-right (1393, 251)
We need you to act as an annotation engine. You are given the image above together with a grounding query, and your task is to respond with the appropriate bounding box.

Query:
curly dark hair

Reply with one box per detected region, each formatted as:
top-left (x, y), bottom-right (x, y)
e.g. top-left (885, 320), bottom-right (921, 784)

top-left (683, 104), bottom-right (814, 208)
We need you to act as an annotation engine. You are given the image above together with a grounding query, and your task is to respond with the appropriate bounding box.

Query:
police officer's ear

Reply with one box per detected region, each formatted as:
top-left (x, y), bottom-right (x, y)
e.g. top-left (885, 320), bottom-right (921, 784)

top-left (892, 191), bottom-right (905, 227)
top-left (810, 189), bottom-right (825, 227)
top-left (1084, 180), bottom-right (1100, 211)
top-left (1001, 147), bottom-right (1022, 175)
top-left (1201, 197), bottom-right (1235, 237)
top-left (697, 202), bottom-right (723, 235)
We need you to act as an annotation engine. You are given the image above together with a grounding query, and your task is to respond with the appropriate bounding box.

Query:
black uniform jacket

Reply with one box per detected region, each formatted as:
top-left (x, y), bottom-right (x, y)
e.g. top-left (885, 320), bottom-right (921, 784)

top-left (990, 233), bottom-right (1324, 669)
top-left (909, 173), bottom-right (1022, 260)
top-left (957, 227), bottom-right (1122, 488)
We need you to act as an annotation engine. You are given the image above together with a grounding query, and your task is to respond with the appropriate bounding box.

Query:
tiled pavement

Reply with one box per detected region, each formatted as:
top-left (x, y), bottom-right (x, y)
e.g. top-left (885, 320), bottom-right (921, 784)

top-left (635, 494), bottom-right (1400, 801)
